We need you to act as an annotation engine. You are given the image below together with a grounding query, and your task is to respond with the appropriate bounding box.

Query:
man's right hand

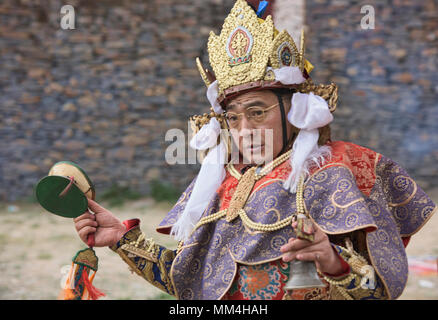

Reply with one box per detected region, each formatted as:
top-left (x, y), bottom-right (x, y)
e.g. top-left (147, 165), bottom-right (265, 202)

top-left (74, 199), bottom-right (127, 248)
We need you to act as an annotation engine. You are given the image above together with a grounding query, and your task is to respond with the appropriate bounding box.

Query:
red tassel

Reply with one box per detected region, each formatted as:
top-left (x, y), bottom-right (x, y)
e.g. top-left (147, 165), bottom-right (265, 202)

top-left (81, 271), bottom-right (105, 300)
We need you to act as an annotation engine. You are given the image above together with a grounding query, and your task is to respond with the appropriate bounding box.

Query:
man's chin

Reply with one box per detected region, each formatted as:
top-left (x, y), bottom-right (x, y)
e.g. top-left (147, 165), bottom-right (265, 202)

top-left (241, 148), bottom-right (274, 165)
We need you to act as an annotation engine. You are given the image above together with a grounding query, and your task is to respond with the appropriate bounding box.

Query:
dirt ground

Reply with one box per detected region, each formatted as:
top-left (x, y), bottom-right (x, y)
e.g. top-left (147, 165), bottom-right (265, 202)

top-left (0, 190), bottom-right (437, 300)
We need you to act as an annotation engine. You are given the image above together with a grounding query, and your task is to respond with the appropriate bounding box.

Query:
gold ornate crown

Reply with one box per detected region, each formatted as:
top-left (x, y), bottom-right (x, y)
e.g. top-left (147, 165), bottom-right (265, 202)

top-left (196, 0), bottom-right (318, 107)
top-left (193, 0), bottom-right (338, 140)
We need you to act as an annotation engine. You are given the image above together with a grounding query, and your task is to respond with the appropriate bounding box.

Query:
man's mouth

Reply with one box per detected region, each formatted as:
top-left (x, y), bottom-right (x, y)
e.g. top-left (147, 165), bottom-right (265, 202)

top-left (247, 144), bottom-right (264, 153)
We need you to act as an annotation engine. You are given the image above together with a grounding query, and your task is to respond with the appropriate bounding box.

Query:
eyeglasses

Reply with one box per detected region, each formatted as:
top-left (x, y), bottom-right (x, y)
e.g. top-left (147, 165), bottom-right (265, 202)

top-left (224, 103), bottom-right (280, 129)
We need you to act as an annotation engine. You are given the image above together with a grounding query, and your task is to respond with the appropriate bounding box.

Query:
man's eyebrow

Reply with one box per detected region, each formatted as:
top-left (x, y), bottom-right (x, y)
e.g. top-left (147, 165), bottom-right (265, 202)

top-left (227, 99), bottom-right (268, 110)
top-left (244, 100), bottom-right (269, 107)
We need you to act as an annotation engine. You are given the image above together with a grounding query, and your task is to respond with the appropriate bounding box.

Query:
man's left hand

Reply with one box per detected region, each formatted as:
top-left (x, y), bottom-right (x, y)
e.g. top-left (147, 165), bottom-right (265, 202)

top-left (280, 221), bottom-right (344, 275)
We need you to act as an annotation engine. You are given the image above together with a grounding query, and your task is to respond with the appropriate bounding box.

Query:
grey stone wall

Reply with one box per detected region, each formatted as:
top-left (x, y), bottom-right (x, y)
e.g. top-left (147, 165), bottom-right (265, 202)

top-left (0, 0), bottom-right (237, 201)
top-left (305, 0), bottom-right (438, 189)
top-left (1, 0), bottom-right (436, 202)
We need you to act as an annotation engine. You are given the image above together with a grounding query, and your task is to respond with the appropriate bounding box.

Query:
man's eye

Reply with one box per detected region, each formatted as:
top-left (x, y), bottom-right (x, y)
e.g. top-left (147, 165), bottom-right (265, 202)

top-left (249, 109), bottom-right (264, 118)
top-left (226, 114), bottom-right (238, 122)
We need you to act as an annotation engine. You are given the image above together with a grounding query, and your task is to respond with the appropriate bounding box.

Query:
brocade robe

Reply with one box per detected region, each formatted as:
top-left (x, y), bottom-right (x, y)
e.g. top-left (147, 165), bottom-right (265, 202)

top-left (111, 141), bottom-right (436, 300)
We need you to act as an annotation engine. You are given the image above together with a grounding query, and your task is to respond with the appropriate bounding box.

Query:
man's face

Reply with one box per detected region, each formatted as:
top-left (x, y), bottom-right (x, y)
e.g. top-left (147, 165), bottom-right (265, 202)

top-left (225, 90), bottom-right (293, 165)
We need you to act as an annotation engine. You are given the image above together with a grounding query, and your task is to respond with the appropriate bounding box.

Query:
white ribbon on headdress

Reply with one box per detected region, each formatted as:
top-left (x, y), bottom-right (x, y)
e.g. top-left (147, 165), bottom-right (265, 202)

top-left (189, 117), bottom-right (221, 150)
top-left (283, 92), bottom-right (333, 193)
top-left (265, 66), bottom-right (333, 193)
top-left (206, 80), bottom-right (223, 114)
top-left (269, 66), bottom-right (306, 85)
top-left (171, 81), bottom-right (226, 242)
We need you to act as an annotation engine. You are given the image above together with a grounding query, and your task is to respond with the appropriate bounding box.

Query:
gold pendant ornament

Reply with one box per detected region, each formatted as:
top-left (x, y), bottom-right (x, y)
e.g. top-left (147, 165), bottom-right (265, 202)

top-left (226, 166), bottom-right (257, 222)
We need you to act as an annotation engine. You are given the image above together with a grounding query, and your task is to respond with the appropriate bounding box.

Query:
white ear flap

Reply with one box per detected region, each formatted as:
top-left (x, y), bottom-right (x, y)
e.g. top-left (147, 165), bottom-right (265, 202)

top-left (171, 140), bottom-right (227, 242)
top-left (283, 92), bottom-right (333, 193)
top-left (172, 81), bottom-right (226, 242)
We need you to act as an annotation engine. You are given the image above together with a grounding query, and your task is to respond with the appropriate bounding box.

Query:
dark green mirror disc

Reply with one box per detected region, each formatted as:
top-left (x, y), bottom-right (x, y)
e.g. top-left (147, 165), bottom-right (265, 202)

top-left (36, 175), bottom-right (88, 218)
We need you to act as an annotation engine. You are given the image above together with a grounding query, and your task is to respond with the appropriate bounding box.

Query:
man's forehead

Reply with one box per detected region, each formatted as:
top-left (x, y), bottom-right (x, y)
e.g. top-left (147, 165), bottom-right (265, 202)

top-left (226, 90), bottom-right (275, 110)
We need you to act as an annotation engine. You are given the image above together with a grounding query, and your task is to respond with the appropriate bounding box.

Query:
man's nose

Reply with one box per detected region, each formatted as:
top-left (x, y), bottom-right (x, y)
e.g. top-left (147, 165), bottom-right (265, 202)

top-left (238, 116), bottom-right (254, 137)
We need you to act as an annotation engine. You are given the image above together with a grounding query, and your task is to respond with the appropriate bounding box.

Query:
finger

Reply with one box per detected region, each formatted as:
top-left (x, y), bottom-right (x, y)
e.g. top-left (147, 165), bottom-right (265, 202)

top-left (78, 226), bottom-right (97, 242)
top-left (280, 237), bottom-right (296, 253)
top-left (296, 251), bottom-right (321, 262)
top-left (75, 218), bottom-right (98, 232)
top-left (282, 238), bottom-right (314, 252)
top-left (282, 241), bottom-right (326, 262)
top-left (87, 199), bottom-right (106, 213)
top-left (73, 212), bottom-right (95, 223)
top-left (282, 251), bottom-right (297, 263)
top-left (312, 226), bottom-right (329, 243)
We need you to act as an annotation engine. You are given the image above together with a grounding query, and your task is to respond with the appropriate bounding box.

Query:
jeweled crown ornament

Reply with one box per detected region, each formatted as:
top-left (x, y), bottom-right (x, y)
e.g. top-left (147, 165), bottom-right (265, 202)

top-left (201, 0), bottom-right (313, 107)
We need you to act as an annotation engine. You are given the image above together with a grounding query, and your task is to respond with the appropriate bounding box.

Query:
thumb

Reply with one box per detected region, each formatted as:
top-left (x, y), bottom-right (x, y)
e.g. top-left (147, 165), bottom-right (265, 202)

top-left (87, 198), bottom-right (106, 214)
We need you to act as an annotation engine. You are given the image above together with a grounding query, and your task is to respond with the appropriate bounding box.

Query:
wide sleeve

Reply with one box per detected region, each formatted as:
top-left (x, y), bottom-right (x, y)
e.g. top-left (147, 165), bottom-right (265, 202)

top-left (305, 161), bottom-right (436, 299)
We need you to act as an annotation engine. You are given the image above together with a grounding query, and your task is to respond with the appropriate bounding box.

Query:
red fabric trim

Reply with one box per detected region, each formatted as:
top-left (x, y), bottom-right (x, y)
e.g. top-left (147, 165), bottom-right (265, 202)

top-left (402, 236), bottom-right (411, 248)
top-left (122, 219), bottom-right (140, 231)
top-left (156, 226), bottom-right (172, 235)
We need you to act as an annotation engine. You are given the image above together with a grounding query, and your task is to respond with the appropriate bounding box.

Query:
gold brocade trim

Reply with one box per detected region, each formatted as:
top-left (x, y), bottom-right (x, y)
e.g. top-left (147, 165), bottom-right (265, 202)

top-left (374, 153), bottom-right (381, 183)
top-left (115, 248), bottom-right (145, 278)
top-left (330, 286), bottom-right (354, 300)
top-left (298, 80), bottom-right (338, 113)
top-left (119, 231), bottom-right (160, 263)
top-left (227, 163), bottom-right (242, 180)
top-left (169, 249), bottom-right (182, 300)
top-left (120, 244), bottom-right (158, 263)
top-left (323, 239), bottom-right (381, 300)
top-left (330, 195), bottom-right (364, 209)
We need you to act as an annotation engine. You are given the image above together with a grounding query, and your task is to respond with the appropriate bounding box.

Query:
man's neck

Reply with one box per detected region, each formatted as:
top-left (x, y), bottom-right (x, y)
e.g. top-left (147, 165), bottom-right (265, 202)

top-left (233, 151), bottom-right (283, 173)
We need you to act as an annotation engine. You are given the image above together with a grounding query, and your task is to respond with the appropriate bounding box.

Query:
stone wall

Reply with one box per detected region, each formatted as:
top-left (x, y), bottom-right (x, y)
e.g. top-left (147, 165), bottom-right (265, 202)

top-left (305, 0), bottom-right (438, 189)
top-left (273, 0), bottom-right (304, 45)
top-left (0, 0), bottom-right (237, 201)
top-left (1, 0), bottom-right (437, 202)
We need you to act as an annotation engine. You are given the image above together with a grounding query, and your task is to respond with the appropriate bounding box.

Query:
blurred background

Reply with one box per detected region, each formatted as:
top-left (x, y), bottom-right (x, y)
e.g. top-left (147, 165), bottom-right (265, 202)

top-left (0, 0), bottom-right (437, 299)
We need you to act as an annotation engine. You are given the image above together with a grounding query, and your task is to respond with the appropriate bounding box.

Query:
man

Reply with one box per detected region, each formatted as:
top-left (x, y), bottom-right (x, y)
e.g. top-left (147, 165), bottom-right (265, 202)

top-left (74, 0), bottom-right (435, 300)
